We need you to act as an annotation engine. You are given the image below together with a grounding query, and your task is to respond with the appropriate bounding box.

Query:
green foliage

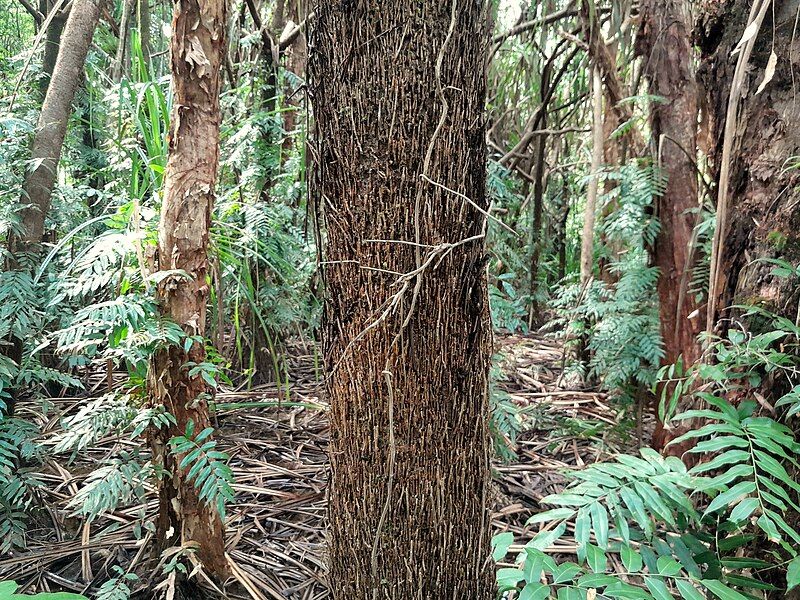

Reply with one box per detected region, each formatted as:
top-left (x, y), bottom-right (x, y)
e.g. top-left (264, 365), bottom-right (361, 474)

top-left (0, 581), bottom-right (86, 600)
top-left (549, 162), bottom-right (664, 393)
top-left (68, 454), bottom-right (153, 522)
top-left (501, 276), bottom-right (800, 599)
top-left (0, 418), bottom-right (42, 552)
top-left (169, 420), bottom-right (234, 518)
top-left (490, 358), bottom-right (527, 462)
top-left (95, 567), bottom-right (137, 600)
top-left (487, 160), bottom-right (531, 332)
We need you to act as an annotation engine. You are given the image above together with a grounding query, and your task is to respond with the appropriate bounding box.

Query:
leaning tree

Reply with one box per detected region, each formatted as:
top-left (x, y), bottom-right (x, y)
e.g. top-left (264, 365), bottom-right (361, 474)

top-left (310, 0), bottom-right (494, 597)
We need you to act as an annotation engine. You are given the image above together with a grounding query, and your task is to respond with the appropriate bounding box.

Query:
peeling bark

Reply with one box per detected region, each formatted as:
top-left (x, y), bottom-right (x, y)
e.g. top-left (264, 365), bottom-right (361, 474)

top-left (148, 0), bottom-right (227, 578)
top-left (310, 1), bottom-right (493, 597)
top-left (697, 0), bottom-right (800, 331)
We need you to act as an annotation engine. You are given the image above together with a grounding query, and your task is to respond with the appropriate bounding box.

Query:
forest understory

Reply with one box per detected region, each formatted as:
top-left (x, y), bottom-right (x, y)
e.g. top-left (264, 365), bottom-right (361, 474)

top-left (2, 334), bottom-right (637, 599)
top-left (3, 0), bottom-right (800, 598)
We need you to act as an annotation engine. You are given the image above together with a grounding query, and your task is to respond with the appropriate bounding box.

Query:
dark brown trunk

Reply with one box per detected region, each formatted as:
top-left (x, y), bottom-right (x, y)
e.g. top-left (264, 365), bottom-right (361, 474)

top-left (136, 0), bottom-right (150, 67)
top-left (698, 0), bottom-right (800, 336)
top-left (641, 0), bottom-right (702, 368)
top-left (528, 59), bottom-right (551, 324)
top-left (14, 0), bottom-right (101, 254)
top-left (40, 1), bottom-right (67, 95)
top-left (147, 0), bottom-right (227, 577)
top-left (311, 1), bottom-right (493, 598)
top-left (639, 0), bottom-right (704, 450)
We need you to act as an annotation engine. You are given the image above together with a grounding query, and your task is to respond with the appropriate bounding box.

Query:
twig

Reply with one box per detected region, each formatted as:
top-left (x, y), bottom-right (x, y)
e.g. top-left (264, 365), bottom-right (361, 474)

top-left (371, 370), bottom-right (396, 600)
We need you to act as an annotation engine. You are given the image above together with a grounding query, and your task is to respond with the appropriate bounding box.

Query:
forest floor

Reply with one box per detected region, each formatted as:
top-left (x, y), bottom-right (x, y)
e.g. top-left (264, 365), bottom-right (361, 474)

top-left (2, 334), bottom-right (652, 599)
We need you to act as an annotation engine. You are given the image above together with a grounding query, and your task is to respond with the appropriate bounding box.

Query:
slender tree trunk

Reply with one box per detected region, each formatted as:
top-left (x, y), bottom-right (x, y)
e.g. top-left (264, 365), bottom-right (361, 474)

top-left (13, 0), bottom-right (101, 255)
top-left (556, 173), bottom-right (570, 282)
top-left (638, 0), bottom-right (704, 450)
top-left (112, 0), bottom-right (135, 82)
top-left (39, 0), bottom-right (67, 95)
top-left (528, 60), bottom-right (551, 324)
top-left (311, 1), bottom-right (493, 597)
top-left (698, 0), bottom-right (800, 333)
top-left (147, 0), bottom-right (227, 577)
top-left (581, 66), bottom-right (604, 286)
top-left (136, 0), bottom-right (150, 67)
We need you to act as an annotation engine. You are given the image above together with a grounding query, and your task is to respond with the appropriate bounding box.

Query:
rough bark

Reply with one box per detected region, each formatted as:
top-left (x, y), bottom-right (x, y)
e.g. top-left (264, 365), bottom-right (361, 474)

top-left (697, 0), bottom-right (800, 333)
top-left (640, 0), bottom-right (702, 367)
top-left (14, 0), bottom-right (101, 254)
top-left (147, 0), bottom-right (227, 577)
top-left (310, 1), bottom-right (493, 598)
top-left (639, 0), bottom-right (704, 450)
top-left (136, 0), bottom-right (150, 66)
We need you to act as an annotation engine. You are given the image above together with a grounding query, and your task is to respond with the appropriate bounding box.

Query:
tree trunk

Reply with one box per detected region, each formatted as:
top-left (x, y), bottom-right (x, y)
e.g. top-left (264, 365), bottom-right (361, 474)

top-left (581, 66), bottom-right (604, 286)
top-left (639, 0), bottom-right (704, 450)
top-left (310, 1), bottom-right (494, 598)
top-left (112, 0), bottom-right (135, 82)
top-left (640, 0), bottom-right (702, 368)
top-left (528, 126), bottom-right (546, 319)
top-left (528, 57), bottom-right (551, 325)
top-left (136, 0), bottom-right (150, 67)
top-left (147, 0), bottom-right (227, 578)
top-left (39, 0), bottom-right (67, 95)
top-left (556, 177), bottom-right (570, 282)
top-left (698, 0), bottom-right (800, 334)
top-left (14, 0), bottom-right (101, 254)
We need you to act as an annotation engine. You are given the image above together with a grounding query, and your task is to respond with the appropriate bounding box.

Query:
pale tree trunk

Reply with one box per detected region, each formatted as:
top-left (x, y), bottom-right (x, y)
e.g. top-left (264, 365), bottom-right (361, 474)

top-left (147, 0), bottom-right (227, 578)
top-left (581, 66), bottom-right (604, 286)
top-left (638, 0), bottom-right (703, 451)
top-left (311, 0), bottom-right (493, 597)
top-left (13, 0), bottom-right (102, 255)
top-left (698, 0), bottom-right (800, 332)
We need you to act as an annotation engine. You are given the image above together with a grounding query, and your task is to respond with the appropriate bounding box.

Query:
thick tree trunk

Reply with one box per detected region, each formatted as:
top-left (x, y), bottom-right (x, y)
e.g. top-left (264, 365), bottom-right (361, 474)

top-left (147, 0), bottom-right (227, 578)
top-left (311, 1), bottom-right (493, 598)
top-left (639, 0), bottom-right (704, 450)
top-left (14, 0), bottom-right (101, 254)
top-left (640, 0), bottom-right (702, 368)
top-left (698, 0), bottom-right (800, 333)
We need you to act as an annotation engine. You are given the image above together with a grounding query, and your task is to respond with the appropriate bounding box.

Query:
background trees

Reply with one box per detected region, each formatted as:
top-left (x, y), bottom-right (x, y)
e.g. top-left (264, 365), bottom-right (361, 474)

top-left (1, 0), bottom-right (800, 598)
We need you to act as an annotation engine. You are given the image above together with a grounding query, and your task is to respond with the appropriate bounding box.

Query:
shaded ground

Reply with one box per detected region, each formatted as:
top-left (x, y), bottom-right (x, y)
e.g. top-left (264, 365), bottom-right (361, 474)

top-left (2, 334), bottom-right (644, 598)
